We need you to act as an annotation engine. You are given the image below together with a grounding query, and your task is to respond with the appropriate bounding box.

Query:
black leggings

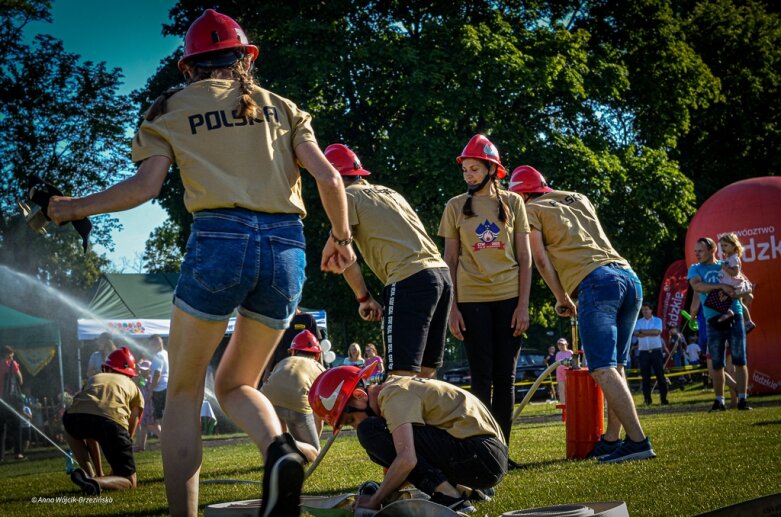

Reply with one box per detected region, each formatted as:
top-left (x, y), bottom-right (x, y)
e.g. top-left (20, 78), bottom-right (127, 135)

top-left (356, 416), bottom-right (507, 494)
top-left (459, 297), bottom-right (523, 442)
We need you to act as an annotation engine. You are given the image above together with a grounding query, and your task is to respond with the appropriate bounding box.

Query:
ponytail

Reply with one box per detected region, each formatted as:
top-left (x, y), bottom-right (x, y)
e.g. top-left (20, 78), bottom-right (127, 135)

top-left (147, 56), bottom-right (258, 122)
top-left (461, 164), bottom-right (507, 223)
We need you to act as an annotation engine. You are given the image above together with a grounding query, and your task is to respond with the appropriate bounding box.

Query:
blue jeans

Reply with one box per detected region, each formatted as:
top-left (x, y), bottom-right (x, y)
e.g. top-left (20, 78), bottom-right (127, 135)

top-left (356, 416), bottom-right (507, 494)
top-left (174, 208), bottom-right (306, 329)
top-left (272, 406), bottom-right (319, 451)
top-left (706, 313), bottom-right (746, 370)
top-left (577, 264), bottom-right (643, 371)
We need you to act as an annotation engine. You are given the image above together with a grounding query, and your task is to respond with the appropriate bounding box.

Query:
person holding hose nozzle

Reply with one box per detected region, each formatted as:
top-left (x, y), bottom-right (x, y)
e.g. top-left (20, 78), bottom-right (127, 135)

top-left (48, 9), bottom-right (355, 515)
top-left (509, 165), bottom-right (656, 464)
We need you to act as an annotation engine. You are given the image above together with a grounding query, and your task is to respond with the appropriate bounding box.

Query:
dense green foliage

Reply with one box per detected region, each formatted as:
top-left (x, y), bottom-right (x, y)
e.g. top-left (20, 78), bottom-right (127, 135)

top-left (2, 1), bottom-right (778, 352)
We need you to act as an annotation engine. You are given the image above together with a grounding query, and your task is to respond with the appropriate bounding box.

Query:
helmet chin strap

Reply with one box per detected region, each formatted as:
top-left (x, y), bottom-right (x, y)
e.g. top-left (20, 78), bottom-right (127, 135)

top-left (467, 171), bottom-right (493, 196)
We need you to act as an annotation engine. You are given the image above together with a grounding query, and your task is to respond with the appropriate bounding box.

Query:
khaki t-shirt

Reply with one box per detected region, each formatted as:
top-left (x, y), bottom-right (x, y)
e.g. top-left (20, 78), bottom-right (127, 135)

top-left (377, 376), bottom-right (505, 443)
top-left (438, 191), bottom-right (530, 302)
top-left (347, 182), bottom-right (447, 285)
top-left (260, 356), bottom-right (326, 414)
top-left (132, 79), bottom-right (317, 216)
top-left (525, 191), bottom-right (629, 295)
top-left (67, 373), bottom-right (144, 430)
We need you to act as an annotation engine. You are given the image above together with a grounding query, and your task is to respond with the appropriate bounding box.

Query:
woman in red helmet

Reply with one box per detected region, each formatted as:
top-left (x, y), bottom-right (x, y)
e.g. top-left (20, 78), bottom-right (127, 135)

top-left (437, 134), bottom-right (532, 452)
top-left (63, 347), bottom-right (144, 495)
top-left (48, 9), bottom-right (355, 516)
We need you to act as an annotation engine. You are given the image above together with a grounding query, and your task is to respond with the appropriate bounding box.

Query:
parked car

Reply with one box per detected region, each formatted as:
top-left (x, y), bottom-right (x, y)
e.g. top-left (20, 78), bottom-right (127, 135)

top-left (515, 353), bottom-right (552, 401)
top-left (441, 353), bottom-right (552, 402)
top-left (440, 365), bottom-right (471, 388)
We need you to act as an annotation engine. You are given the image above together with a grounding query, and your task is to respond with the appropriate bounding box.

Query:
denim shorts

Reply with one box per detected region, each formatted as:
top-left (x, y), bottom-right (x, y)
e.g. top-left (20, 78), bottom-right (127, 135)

top-left (706, 313), bottom-right (746, 369)
top-left (174, 208), bottom-right (306, 330)
top-left (577, 264), bottom-right (643, 371)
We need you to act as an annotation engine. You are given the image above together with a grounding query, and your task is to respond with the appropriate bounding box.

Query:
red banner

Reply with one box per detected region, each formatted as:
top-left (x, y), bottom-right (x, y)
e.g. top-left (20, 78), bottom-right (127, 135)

top-left (656, 259), bottom-right (689, 335)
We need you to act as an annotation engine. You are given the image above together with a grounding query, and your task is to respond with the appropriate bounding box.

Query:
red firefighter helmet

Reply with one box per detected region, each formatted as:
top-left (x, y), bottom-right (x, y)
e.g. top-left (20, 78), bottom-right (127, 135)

top-left (103, 347), bottom-right (138, 377)
top-left (456, 134), bottom-right (507, 179)
top-left (308, 363), bottom-right (378, 429)
top-left (290, 330), bottom-right (321, 360)
top-left (324, 144), bottom-right (371, 177)
top-left (508, 165), bottom-right (553, 194)
top-left (178, 9), bottom-right (259, 71)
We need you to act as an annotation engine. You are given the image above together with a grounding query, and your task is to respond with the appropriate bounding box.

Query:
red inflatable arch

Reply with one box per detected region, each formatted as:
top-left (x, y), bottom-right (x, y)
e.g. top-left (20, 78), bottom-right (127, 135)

top-left (685, 177), bottom-right (781, 395)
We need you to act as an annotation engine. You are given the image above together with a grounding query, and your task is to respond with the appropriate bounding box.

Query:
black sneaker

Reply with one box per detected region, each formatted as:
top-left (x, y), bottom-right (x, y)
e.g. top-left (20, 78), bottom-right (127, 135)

top-left (709, 399), bottom-right (727, 412)
top-left (261, 433), bottom-right (305, 517)
top-left (430, 492), bottom-right (476, 513)
top-left (468, 487), bottom-right (495, 502)
top-left (586, 435), bottom-right (622, 459)
top-left (737, 399), bottom-right (753, 411)
top-left (70, 468), bottom-right (101, 495)
top-left (598, 436), bottom-right (656, 464)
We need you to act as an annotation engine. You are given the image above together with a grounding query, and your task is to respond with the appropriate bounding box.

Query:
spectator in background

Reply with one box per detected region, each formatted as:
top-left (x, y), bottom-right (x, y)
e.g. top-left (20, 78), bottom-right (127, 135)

top-left (667, 324), bottom-right (688, 389)
top-left (544, 345), bottom-right (556, 367)
top-left (554, 338), bottom-right (573, 403)
top-left (86, 333), bottom-right (117, 378)
top-left (686, 335), bottom-right (702, 367)
top-left (148, 335), bottom-right (168, 440)
top-left (134, 359), bottom-right (156, 452)
top-left (201, 400), bottom-right (217, 435)
top-left (629, 334), bottom-right (640, 371)
top-left (668, 325), bottom-right (687, 368)
top-left (634, 303), bottom-right (669, 406)
top-left (0, 346), bottom-right (24, 460)
top-left (342, 343), bottom-right (365, 367)
top-left (688, 237), bottom-right (750, 411)
top-left (363, 343), bottom-right (384, 374)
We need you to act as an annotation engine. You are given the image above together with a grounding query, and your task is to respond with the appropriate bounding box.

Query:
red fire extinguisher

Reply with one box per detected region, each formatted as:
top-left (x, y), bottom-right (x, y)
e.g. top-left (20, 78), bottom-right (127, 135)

top-left (561, 317), bottom-right (604, 459)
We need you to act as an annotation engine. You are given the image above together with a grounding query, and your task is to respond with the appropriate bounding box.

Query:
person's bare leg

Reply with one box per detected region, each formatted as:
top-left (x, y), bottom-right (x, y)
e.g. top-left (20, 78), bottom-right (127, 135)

top-left (734, 364), bottom-right (748, 395)
top-left (64, 432), bottom-right (94, 477)
top-left (419, 367), bottom-right (437, 379)
top-left (86, 439), bottom-right (103, 477)
top-left (214, 315), bottom-right (284, 456)
top-left (162, 307), bottom-right (228, 517)
top-left (590, 367), bottom-right (645, 442)
top-left (95, 473), bottom-right (136, 490)
top-left (602, 366), bottom-right (628, 441)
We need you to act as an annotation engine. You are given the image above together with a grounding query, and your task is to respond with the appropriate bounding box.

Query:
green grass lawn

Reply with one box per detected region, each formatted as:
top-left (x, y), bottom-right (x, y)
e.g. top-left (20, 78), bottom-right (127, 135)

top-left (1, 387), bottom-right (779, 516)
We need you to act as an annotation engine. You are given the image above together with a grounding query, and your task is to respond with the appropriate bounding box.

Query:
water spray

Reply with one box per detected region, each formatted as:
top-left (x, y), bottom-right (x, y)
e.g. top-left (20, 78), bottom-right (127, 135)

top-left (0, 397), bottom-right (78, 470)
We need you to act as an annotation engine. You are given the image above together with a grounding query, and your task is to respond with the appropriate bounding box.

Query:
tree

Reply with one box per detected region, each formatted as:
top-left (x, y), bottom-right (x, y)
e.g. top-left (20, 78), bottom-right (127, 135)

top-left (137, 0), bottom-right (698, 347)
top-left (0, 2), bottom-right (135, 291)
top-left (143, 220), bottom-right (183, 273)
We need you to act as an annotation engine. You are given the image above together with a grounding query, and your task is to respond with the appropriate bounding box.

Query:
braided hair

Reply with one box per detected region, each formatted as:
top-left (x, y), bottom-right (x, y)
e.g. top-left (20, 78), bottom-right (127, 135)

top-left (462, 160), bottom-right (508, 223)
top-left (146, 54), bottom-right (259, 122)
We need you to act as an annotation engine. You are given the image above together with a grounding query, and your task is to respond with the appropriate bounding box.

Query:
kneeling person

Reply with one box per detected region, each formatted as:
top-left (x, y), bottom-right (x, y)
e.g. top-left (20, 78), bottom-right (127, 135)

top-left (63, 347), bottom-right (144, 493)
top-left (260, 330), bottom-right (325, 459)
top-left (309, 364), bottom-right (507, 512)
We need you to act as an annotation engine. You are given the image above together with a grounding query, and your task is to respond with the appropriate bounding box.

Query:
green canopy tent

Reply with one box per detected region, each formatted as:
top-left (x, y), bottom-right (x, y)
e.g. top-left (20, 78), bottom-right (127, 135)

top-left (77, 273), bottom-right (328, 376)
top-left (0, 304), bottom-right (64, 404)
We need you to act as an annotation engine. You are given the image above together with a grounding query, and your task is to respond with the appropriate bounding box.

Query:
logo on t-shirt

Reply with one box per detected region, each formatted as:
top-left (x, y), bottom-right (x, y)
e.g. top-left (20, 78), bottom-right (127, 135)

top-left (473, 220), bottom-right (505, 251)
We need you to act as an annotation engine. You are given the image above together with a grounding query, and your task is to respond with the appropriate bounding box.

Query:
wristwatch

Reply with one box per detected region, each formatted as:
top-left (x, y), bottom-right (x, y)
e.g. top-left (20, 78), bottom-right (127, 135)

top-left (329, 230), bottom-right (353, 246)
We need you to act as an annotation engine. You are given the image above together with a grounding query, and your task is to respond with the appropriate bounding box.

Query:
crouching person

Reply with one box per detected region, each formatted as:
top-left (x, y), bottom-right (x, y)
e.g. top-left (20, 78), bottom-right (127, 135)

top-left (309, 364), bottom-right (507, 513)
top-left (260, 330), bottom-right (325, 459)
top-left (63, 347), bottom-right (144, 494)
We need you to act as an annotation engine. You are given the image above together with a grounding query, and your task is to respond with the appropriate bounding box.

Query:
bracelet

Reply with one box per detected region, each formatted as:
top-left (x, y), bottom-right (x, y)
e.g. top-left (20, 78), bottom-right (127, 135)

top-left (356, 293), bottom-right (371, 304)
top-left (329, 230), bottom-right (353, 246)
